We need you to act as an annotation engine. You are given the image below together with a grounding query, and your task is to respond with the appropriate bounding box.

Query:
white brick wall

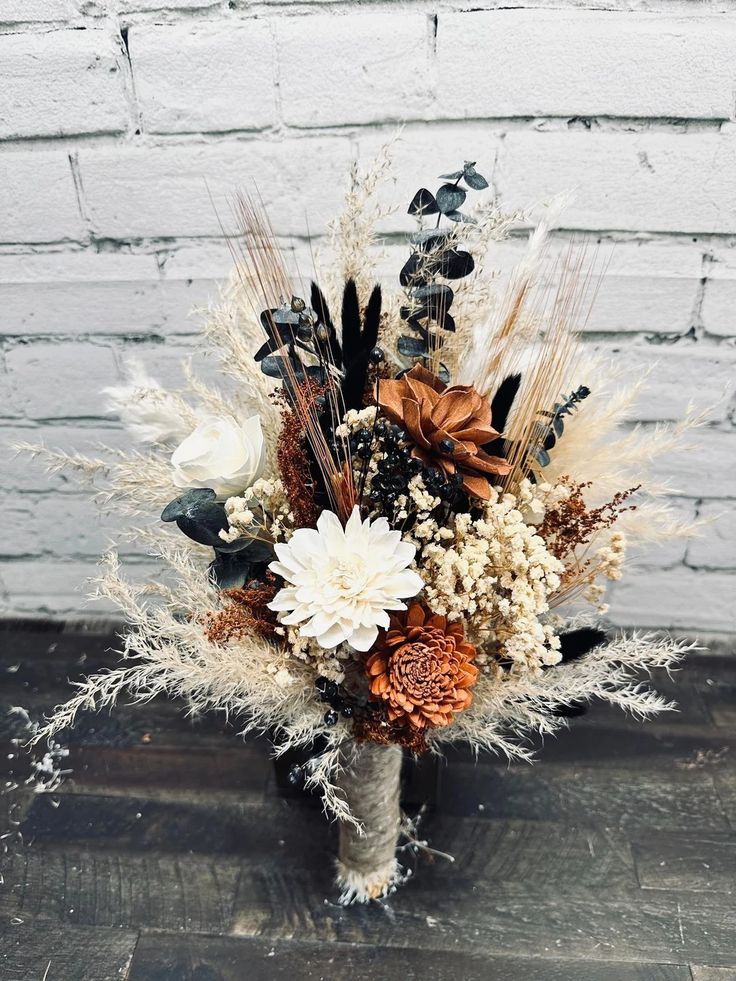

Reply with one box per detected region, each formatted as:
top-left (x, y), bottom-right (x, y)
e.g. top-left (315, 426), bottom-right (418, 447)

top-left (1, 0), bottom-right (734, 634)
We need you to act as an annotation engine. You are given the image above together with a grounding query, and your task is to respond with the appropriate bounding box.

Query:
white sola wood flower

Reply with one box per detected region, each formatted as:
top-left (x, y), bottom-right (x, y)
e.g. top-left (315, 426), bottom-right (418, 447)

top-left (268, 507), bottom-right (423, 652)
top-left (171, 414), bottom-right (265, 499)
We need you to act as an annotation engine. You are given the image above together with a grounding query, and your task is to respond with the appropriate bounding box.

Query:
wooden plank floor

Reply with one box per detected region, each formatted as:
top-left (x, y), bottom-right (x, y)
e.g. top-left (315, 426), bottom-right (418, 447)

top-left (1, 622), bottom-right (735, 981)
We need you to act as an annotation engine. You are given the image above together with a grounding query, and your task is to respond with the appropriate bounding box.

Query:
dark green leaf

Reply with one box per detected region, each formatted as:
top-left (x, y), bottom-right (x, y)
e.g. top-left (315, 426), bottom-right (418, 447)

top-left (209, 545), bottom-right (272, 590)
top-left (408, 188), bottom-right (439, 216)
top-left (161, 488), bottom-right (234, 550)
top-left (413, 283), bottom-right (454, 314)
top-left (254, 340), bottom-right (273, 362)
top-left (399, 253), bottom-right (423, 287)
top-left (436, 184), bottom-right (467, 214)
top-left (438, 249), bottom-right (475, 280)
top-left (409, 229), bottom-right (449, 247)
top-left (444, 210), bottom-right (477, 224)
top-left (161, 488), bottom-right (216, 523)
top-left (397, 335), bottom-right (429, 358)
top-left (463, 168), bottom-right (489, 190)
top-left (260, 355), bottom-right (287, 379)
top-left (462, 161), bottom-right (488, 189)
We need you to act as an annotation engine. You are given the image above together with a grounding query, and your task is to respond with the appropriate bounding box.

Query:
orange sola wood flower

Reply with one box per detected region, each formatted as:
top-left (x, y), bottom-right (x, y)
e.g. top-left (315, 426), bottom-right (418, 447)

top-left (376, 364), bottom-right (511, 500)
top-left (366, 603), bottom-right (478, 730)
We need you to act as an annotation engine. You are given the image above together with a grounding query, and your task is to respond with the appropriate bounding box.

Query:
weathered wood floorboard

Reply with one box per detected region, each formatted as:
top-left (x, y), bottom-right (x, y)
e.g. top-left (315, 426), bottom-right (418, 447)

top-left (1, 624), bottom-right (735, 980)
top-left (127, 932), bottom-right (693, 981)
top-left (0, 916), bottom-right (137, 981)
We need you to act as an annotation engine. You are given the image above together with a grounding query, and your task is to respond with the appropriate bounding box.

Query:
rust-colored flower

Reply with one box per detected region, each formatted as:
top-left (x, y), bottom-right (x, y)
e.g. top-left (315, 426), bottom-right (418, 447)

top-left (377, 364), bottom-right (510, 500)
top-left (366, 603), bottom-right (478, 730)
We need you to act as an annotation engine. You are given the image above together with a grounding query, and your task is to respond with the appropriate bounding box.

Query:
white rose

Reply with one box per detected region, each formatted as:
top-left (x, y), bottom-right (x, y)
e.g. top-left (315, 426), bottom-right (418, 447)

top-left (171, 414), bottom-right (266, 499)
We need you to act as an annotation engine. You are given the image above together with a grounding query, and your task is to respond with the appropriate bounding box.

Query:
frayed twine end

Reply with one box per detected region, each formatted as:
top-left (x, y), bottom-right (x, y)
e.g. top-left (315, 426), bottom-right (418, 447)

top-left (335, 857), bottom-right (410, 905)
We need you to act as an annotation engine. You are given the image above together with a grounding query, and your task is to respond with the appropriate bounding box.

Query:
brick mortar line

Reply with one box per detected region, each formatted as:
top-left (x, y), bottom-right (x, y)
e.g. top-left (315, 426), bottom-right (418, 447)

top-left (0, 115), bottom-right (732, 152)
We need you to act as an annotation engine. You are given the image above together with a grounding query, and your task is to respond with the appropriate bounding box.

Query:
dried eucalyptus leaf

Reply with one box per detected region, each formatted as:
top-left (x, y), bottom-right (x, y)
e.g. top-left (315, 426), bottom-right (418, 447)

top-left (254, 340), bottom-right (274, 363)
top-left (436, 184), bottom-right (467, 214)
top-left (399, 253), bottom-right (422, 287)
top-left (442, 312), bottom-right (456, 333)
top-left (438, 249), bottom-right (475, 280)
top-left (438, 170), bottom-right (464, 181)
top-left (408, 188), bottom-right (439, 216)
top-left (397, 335), bottom-right (429, 358)
top-left (463, 169), bottom-right (489, 190)
top-left (413, 283), bottom-right (454, 309)
top-left (444, 210), bottom-right (477, 225)
top-left (409, 229), bottom-right (449, 247)
top-left (260, 355), bottom-right (287, 379)
top-left (161, 488), bottom-right (216, 523)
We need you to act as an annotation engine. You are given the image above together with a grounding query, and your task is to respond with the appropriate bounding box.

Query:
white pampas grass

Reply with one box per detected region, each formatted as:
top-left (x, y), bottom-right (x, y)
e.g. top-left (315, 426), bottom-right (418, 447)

top-left (103, 359), bottom-right (197, 445)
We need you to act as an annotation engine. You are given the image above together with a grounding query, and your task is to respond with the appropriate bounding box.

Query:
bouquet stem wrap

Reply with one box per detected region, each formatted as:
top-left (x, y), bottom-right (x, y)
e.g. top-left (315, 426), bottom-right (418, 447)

top-left (335, 740), bottom-right (403, 903)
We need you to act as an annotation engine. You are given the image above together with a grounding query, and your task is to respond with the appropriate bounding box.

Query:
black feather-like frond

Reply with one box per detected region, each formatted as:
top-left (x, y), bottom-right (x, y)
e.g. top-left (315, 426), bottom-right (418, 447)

top-left (341, 281), bottom-right (382, 411)
top-left (484, 372), bottom-right (521, 457)
top-left (558, 627), bottom-right (607, 663)
top-left (362, 284), bottom-right (382, 354)
top-left (310, 281), bottom-right (342, 369)
top-left (491, 373), bottom-right (521, 434)
top-left (341, 279), bottom-right (361, 367)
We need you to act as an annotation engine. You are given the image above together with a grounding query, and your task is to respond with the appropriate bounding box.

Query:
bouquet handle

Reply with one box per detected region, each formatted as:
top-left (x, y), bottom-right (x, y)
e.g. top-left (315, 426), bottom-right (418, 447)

top-left (335, 740), bottom-right (403, 903)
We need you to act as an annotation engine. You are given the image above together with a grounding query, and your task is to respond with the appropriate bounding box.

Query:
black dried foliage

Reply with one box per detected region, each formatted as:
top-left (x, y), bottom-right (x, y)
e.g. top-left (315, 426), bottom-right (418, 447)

top-left (557, 627), bottom-right (607, 663)
top-left (399, 160), bottom-right (487, 371)
top-left (535, 385), bottom-right (591, 468)
top-left (161, 488), bottom-right (273, 589)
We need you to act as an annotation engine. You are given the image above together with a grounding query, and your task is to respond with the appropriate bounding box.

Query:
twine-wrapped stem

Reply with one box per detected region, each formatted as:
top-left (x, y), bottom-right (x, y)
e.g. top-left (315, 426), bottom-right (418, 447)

top-left (335, 740), bottom-right (403, 903)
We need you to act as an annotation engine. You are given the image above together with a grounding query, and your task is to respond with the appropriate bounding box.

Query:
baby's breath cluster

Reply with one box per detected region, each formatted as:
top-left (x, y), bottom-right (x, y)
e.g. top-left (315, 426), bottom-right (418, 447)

top-left (407, 482), bottom-right (564, 672)
top-left (222, 477), bottom-right (296, 544)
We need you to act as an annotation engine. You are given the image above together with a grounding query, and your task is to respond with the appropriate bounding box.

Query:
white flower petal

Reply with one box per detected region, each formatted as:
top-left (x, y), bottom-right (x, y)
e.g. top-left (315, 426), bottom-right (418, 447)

top-left (348, 623), bottom-right (379, 652)
top-left (268, 507), bottom-right (420, 652)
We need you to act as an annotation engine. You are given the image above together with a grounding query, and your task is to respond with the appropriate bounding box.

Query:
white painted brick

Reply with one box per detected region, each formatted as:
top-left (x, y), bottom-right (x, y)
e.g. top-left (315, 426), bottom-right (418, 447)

top-left (585, 240), bottom-right (702, 334)
top-left (129, 21), bottom-right (276, 134)
top-left (607, 568), bottom-right (736, 633)
top-left (498, 131), bottom-right (736, 234)
top-left (1, 558), bottom-right (160, 616)
top-left (0, 425), bottom-right (130, 493)
top-left (702, 248), bottom-right (736, 338)
top-left (277, 11), bottom-right (431, 127)
top-left (355, 125), bottom-right (503, 235)
top-left (129, 338), bottom-right (225, 392)
top-left (103, 0), bottom-right (220, 9)
top-left (687, 500), bottom-right (736, 571)
top-left (5, 342), bottom-right (117, 420)
top-left (580, 341), bottom-right (735, 422)
top-left (78, 137), bottom-right (353, 239)
top-left (625, 497), bottom-right (696, 570)
top-left (437, 11), bottom-right (736, 120)
top-left (491, 238), bottom-right (703, 334)
top-left (649, 429), bottom-right (736, 500)
top-left (0, 1), bottom-right (77, 24)
top-left (158, 239), bottom-right (315, 324)
top-left (0, 252), bottom-right (165, 336)
top-left (0, 29), bottom-right (128, 140)
top-left (0, 152), bottom-right (85, 243)
top-left (1, 494), bottom-right (109, 559)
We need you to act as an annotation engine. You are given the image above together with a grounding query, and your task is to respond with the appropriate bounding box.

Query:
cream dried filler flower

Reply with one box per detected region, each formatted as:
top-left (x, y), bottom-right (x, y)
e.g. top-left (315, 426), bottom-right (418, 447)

top-left (268, 506), bottom-right (423, 651)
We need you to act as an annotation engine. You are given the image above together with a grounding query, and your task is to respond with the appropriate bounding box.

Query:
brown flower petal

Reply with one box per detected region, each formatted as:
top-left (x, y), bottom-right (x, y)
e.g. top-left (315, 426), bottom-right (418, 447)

top-left (401, 397), bottom-right (432, 449)
top-left (366, 602), bottom-right (478, 732)
top-left (376, 366), bottom-right (510, 499)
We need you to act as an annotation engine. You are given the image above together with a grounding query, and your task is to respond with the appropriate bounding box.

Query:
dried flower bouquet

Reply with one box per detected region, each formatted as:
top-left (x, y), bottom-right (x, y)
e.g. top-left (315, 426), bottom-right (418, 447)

top-left (25, 155), bottom-right (699, 904)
